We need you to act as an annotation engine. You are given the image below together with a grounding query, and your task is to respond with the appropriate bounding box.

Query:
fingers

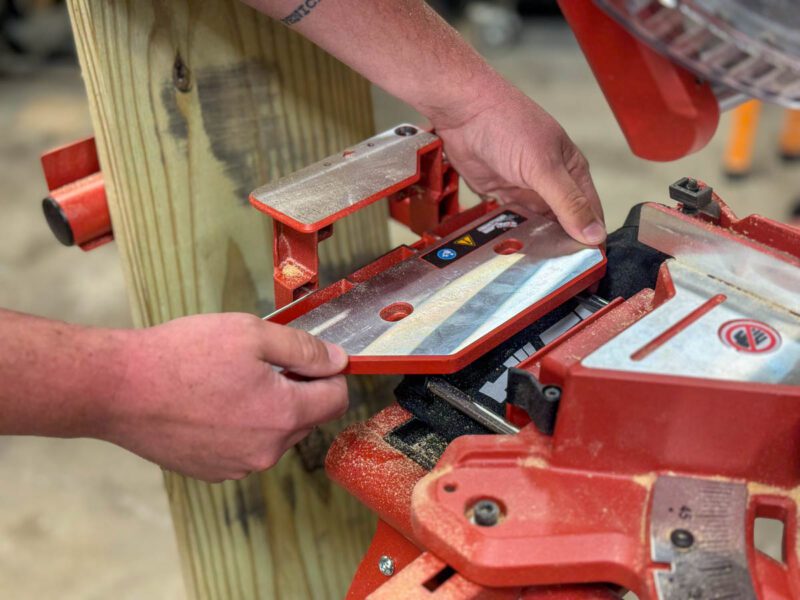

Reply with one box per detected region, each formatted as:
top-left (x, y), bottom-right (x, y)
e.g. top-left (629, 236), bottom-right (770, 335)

top-left (570, 156), bottom-right (605, 224)
top-left (484, 186), bottom-right (547, 211)
top-left (258, 321), bottom-right (348, 377)
top-left (536, 164), bottom-right (606, 246)
top-left (283, 374), bottom-right (349, 428)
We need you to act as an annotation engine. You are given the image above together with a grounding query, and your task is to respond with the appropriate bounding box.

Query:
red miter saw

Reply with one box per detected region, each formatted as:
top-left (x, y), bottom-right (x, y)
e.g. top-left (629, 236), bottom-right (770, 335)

top-left (34, 0), bottom-right (800, 598)
top-left (250, 120), bottom-right (800, 599)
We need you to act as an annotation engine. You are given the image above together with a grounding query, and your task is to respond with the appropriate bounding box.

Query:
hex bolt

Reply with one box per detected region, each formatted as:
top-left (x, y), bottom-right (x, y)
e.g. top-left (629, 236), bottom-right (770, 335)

top-left (378, 555), bottom-right (395, 576)
top-left (472, 499), bottom-right (501, 527)
top-left (670, 528), bottom-right (695, 549)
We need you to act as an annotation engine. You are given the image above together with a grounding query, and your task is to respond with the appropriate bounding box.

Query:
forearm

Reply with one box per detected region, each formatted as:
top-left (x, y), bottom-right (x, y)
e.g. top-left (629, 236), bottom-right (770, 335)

top-left (248, 0), bottom-right (507, 126)
top-left (0, 309), bottom-right (127, 439)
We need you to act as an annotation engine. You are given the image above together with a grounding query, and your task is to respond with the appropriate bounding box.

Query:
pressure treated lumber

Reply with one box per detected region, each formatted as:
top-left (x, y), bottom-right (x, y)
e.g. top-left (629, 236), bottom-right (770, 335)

top-left (65, 1), bottom-right (391, 597)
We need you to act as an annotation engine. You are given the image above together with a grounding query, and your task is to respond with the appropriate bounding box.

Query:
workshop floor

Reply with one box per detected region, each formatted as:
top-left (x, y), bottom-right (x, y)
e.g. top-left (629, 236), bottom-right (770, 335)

top-left (1, 19), bottom-right (795, 600)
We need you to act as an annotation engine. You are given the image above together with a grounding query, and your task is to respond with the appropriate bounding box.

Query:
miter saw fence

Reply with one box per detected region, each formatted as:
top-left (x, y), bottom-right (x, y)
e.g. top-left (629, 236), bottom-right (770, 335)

top-left (252, 126), bottom-right (800, 599)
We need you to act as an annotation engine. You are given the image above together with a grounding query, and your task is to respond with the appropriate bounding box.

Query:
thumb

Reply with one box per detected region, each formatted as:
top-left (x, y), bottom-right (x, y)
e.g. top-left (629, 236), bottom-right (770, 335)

top-left (259, 321), bottom-right (349, 377)
top-left (536, 166), bottom-right (606, 246)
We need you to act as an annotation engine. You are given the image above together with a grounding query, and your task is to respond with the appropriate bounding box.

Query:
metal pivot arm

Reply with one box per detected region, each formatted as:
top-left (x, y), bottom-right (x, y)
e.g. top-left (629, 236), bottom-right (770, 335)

top-left (249, 124), bottom-right (459, 308)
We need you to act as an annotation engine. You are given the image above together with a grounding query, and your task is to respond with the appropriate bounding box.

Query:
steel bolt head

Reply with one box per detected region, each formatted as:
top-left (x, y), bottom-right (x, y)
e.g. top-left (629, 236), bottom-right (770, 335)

top-left (670, 528), bottom-right (695, 549)
top-left (394, 125), bottom-right (418, 137)
top-left (685, 178), bottom-right (699, 191)
top-left (378, 555), bottom-right (395, 576)
top-left (472, 499), bottom-right (501, 527)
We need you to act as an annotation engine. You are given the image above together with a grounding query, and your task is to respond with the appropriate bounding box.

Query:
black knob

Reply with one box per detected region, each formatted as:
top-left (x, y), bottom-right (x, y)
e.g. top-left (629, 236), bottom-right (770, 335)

top-left (42, 196), bottom-right (75, 246)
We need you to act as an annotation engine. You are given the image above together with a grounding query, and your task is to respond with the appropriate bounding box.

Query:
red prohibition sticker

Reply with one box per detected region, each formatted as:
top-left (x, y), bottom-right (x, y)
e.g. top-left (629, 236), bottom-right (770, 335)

top-left (718, 319), bottom-right (781, 354)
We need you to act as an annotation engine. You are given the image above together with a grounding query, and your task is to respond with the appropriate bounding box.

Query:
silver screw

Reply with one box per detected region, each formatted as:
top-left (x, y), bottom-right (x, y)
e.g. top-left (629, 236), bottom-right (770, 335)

top-left (378, 555), bottom-right (395, 577)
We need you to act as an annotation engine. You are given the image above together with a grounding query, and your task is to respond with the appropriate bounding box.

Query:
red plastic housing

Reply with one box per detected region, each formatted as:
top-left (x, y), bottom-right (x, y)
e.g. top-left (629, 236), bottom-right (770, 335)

top-left (328, 199), bottom-right (800, 598)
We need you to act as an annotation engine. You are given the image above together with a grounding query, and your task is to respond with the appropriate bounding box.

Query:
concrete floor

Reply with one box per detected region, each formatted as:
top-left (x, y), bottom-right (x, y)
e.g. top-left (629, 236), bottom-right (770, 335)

top-left (1, 18), bottom-right (797, 599)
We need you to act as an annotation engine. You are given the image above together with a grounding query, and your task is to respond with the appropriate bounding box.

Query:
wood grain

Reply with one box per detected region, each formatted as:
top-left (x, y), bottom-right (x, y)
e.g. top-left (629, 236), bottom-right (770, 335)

top-left (66, 0), bottom-right (391, 596)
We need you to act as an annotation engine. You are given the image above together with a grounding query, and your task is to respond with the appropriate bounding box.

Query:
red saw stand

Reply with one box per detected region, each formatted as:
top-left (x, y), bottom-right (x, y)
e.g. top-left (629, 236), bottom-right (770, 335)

top-left (251, 124), bottom-right (800, 599)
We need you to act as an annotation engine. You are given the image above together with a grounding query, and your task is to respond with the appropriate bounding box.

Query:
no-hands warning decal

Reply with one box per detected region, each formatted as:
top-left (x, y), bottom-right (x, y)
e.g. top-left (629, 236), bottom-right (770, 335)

top-left (422, 210), bottom-right (526, 268)
top-left (718, 319), bottom-right (781, 354)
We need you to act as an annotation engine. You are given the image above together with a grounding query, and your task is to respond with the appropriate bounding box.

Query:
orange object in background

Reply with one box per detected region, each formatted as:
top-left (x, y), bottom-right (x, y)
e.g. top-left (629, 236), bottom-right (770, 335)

top-left (723, 100), bottom-right (762, 178)
top-left (780, 109), bottom-right (800, 161)
top-left (724, 101), bottom-right (800, 177)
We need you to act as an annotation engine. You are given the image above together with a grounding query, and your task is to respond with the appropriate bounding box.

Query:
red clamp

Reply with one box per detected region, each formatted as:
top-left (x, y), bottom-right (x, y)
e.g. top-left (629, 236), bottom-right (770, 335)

top-left (250, 126), bottom-right (459, 308)
top-left (40, 137), bottom-right (112, 251)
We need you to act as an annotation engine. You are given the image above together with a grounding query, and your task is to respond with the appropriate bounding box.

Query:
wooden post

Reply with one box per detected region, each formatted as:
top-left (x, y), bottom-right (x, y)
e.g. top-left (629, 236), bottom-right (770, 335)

top-left (65, 1), bottom-right (391, 597)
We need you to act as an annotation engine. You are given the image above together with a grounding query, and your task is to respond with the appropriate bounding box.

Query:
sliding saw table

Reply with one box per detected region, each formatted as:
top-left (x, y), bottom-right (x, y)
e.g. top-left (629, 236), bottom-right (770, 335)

top-left (250, 124), bottom-right (800, 600)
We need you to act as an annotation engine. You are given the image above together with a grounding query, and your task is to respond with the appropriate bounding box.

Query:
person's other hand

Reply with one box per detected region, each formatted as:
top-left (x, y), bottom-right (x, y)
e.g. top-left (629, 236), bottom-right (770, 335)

top-left (104, 314), bottom-right (348, 482)
top-left (431, 85), bottom-right (606, 246)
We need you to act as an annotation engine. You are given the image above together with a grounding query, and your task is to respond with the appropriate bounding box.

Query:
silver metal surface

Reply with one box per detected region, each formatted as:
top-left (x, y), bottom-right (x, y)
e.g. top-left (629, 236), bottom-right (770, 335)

top-left (427, 379), bottom-right (520, 435)
top-left (650, 476), bottom-right (755, 600)
top-left (280, 206), bottom-right (603, 358)
top-left (576, 293), bottom-right (610, 312)
top-left (583, 204), bottom-right (800, 384)
top-left (250, 125), bottom-right (438, 228)
top-left (640, 203), bottom-right (800, 314)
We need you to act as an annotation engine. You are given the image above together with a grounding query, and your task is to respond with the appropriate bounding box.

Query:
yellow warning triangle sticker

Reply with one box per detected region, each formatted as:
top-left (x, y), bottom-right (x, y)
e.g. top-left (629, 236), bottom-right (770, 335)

top-left (455, 234), bottom-right (476, 247)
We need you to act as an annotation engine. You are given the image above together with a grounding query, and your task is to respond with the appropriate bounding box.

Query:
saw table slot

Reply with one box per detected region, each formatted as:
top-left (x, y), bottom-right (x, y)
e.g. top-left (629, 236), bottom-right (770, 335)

top-left (630, 293), bottom-right (726, 361)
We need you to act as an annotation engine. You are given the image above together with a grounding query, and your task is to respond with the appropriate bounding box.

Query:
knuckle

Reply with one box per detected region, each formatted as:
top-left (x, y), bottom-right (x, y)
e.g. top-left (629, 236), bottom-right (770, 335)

top-left (561, 189), bottom-right (591, 218)
top-left (538, 151), bottom-right (563, 175)
top-left (562, 144), bottom-right (589, 174)
top-left (290, 331), bottom-right (328, 365)
top-left (574, 152), bottom-right (590, 173)
top-left (228, 314), bottom-right (264, 343)
top-left (231, 312), bottom-right (260, 329)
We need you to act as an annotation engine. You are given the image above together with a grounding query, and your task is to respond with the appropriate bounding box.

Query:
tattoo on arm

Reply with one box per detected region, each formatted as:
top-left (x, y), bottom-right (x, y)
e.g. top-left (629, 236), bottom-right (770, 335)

top-left (281, 0), bottom-right (322, 26)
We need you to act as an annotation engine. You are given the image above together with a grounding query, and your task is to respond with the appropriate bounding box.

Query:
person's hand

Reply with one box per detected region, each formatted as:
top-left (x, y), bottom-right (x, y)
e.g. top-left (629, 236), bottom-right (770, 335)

top-left (430, 85), bottom-right (606, 246)
top-left (103, 314), bottom-right (348, 482)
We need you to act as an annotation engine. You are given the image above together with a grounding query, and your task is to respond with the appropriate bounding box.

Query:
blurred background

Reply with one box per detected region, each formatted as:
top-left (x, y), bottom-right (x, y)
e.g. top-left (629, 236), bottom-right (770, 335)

top-left (1, 1), bottom-right (797, 598)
